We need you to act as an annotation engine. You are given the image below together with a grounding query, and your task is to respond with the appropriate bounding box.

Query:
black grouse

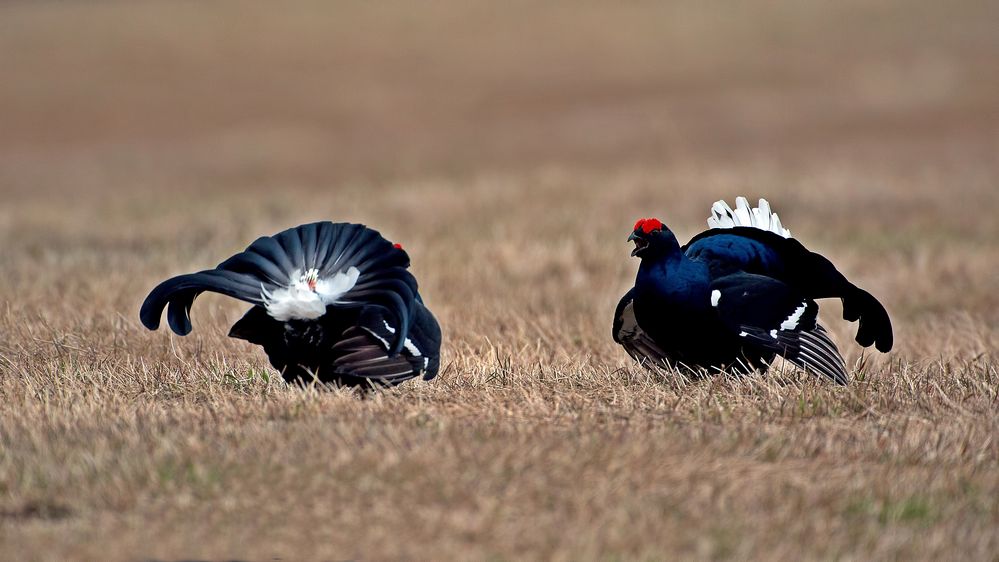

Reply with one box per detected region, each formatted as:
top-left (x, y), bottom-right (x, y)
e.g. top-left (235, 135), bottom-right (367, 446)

top-left (141, 222), bottom-right (441, 387)
top-left (613, 197), bottom-right (892, 384)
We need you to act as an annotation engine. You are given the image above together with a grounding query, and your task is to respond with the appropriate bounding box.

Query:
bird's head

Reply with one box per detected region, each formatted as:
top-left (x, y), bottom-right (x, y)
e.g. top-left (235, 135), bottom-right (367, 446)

top-left (629, 217), bottom-right (679, 259)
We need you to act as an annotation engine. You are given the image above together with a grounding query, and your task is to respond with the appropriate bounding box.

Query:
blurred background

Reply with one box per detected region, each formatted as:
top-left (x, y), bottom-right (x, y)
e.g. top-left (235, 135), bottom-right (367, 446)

top-left (3, 3), bottom-right (999, 559)
top-left (2, 0), bottom-right (997, 192)
top-left (1, 0), bottom-right (997, 344)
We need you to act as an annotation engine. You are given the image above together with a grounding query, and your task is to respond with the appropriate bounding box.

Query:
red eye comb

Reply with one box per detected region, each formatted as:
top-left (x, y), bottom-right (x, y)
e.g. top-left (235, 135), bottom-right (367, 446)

top-left (633, 218), bottom-right (663, 234)
top-left (393, 243), bottom-right (403, 250)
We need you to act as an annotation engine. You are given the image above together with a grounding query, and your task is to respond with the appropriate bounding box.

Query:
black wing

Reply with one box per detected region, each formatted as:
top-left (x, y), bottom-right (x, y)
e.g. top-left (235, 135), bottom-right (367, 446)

top-left (229, 303), bottom-right (441, 387)
top-left (613, 288), bottom-right (673, 368)
top-left (710, 272), bottom-right (849, 384)
top-left (737, 324), bottom-right (849, 385)
top-left (140, 222), bottom-right (419, 354)
top-left (686, 227), bottom-right (892, 353)
top-left (349, 302), bottom-right (442, 382)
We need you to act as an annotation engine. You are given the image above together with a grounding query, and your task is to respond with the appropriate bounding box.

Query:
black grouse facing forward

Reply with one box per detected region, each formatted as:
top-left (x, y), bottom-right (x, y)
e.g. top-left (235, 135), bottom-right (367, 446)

top-left (141, 222), bottom-right (441, 387)
top-left (614, 197), bottom-right (892, 384)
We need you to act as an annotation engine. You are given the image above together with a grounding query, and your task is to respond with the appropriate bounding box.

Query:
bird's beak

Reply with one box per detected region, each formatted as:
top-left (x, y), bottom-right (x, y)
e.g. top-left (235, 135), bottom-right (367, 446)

top-left (628, 232), bottom-right (648, 257)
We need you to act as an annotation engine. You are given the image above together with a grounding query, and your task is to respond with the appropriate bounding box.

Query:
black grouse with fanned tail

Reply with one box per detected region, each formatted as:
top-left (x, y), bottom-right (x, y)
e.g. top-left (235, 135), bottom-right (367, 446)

top-left (141, 222), bottom-right (441, 387)
top-left (613, 197), bottom-right (892, 384)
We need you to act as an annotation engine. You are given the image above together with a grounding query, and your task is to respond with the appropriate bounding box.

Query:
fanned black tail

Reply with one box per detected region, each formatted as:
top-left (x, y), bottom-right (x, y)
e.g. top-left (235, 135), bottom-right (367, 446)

top-left (140, 222), bottom-right (418, 353)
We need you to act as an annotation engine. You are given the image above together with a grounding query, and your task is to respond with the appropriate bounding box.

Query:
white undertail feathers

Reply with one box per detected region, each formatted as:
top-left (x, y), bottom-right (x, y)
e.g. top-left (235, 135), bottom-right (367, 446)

top-left (262, 267), bottom-right (360, 321)
top-left (707, 197), bottom-right (792, 238)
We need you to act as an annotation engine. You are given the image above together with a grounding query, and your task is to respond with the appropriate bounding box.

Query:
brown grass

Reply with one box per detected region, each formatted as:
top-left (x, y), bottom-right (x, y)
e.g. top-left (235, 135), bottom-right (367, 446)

top-left (1, 1), bottom-right (998, 560)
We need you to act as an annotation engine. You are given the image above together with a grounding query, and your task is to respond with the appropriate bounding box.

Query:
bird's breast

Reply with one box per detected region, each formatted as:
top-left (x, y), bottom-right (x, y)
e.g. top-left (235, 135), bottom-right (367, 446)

top-left (282, 320), bottom-right (328, 350)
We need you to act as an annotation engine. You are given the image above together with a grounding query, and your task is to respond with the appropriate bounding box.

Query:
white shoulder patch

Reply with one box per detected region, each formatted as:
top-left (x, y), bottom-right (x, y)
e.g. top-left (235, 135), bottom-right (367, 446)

top-left (403, 338), bottom-right (422, 357)
top-left (707, 197), bottom-right (792, 239)
top-left (710, 290), bottom-right (721, 307)
top-left (780, 301), bottom-right (809, 331)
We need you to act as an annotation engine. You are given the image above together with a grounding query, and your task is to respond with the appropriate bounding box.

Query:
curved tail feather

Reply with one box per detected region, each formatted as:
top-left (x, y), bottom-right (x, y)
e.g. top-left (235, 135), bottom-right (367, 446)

top-left (842, 287), bottom-right (893, 352)
top-left (789, 244), bottom-right (894, 353)
top-left (140, 222), bottom-right (418, 352)
top-left (140, 270), bottom-right (267, 335)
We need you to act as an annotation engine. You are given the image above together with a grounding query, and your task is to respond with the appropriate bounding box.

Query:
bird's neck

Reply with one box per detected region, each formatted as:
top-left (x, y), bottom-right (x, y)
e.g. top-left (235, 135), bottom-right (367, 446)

top-left (636, 253), bottom-right (708, 299)
top-left (637, 249), bottom-right (682, 276)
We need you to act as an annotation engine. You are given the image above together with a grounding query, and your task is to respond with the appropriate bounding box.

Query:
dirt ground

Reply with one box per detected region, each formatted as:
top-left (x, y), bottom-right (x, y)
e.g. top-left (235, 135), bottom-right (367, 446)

top-left (1, 1), bottom-right (997, 560)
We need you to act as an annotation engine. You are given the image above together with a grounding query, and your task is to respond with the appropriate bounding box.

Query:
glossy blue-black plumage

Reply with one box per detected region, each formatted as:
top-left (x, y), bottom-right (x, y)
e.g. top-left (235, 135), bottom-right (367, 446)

top-left (615, 213), bottom-right (893, 384)
top-left (141, 222), bottom-right (441, 387)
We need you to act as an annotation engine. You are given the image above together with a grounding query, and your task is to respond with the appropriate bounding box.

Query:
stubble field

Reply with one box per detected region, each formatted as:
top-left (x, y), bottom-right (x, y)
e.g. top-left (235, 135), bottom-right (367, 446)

top-left (1, 1), bottom-right (998, 560)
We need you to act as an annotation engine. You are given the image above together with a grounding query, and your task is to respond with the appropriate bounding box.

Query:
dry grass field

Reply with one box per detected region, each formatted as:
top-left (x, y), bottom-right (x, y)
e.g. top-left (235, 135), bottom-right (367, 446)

top-left (2, 1), bottom-right (998, 560)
